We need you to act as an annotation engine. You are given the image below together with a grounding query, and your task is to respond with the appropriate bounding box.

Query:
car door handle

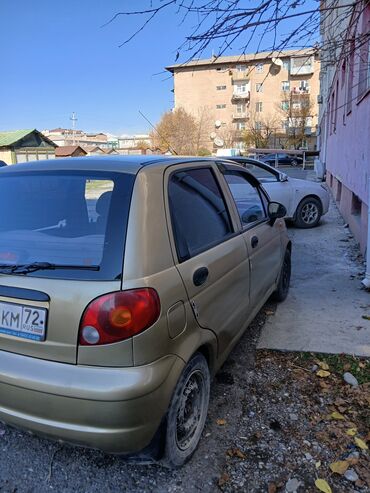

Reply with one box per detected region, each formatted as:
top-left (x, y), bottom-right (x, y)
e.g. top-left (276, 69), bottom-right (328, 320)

top-left (251, 236), bottom-right (259, 248)
top-left (193, 267), bottom-right (209, 286)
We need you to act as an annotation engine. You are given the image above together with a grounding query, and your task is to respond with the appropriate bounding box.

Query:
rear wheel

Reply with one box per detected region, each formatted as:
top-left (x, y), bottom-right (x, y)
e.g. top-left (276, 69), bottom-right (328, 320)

top-left (162, 353), bottom-right (210, 468)
top-left (272, 249), bottom-right (291, 302)
top-left (291, 158), bottom-right (298, 167)
top-left (293, 197), bottom-right (322, 228)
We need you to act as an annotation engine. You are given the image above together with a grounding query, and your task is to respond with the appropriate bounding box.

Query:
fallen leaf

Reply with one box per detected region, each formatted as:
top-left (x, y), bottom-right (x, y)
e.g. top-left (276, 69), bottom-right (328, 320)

top-left (346, 427), bottom-right (357, 436)
top-left (354, 437), bottom-right (368, 450)
top-left (318, 361), bottom-right (329, 370)
top-left (329, 460), bottom-right (349, 475)
top-left (330, 411), bottom-right (345, 420)
top-left (362, 315), bottom-right (370, 320)
top-left (216, 419), bottom-right (227, 426)
top-left (268, 482), bottom-right (277, 493)
top-left (265, 310), bottom-right (275, 316)
top-left (317, 370), bottom-right (331, 378)
top-left (315, 478), bottom-right (332, 493)
top-left (315, 461), bottom-right (321, 469)
top-left (218, 473), bottom-right (230, 487)
top-left (226, 448), bottom-right (246, 459)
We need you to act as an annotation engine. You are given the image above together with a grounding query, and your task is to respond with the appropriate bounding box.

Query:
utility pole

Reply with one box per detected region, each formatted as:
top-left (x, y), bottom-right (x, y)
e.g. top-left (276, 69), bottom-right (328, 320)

top-left (70, 112), bottom-right (78, 145)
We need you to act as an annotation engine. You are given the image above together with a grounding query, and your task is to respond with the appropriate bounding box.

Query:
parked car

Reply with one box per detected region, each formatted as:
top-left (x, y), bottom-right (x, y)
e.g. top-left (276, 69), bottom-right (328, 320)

top-left (0, 160), bottom-right (7, 167)
top-left (0, 156), bottom-right (291, 467)
top-left (261, 153), bottom-right (303, 167)
top-left (225, 157), bottom-right (330, 228)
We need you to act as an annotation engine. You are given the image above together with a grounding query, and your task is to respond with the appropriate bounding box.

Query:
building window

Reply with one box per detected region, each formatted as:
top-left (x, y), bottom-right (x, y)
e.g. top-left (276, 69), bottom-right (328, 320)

top-left (235, 82), bottom-right (248, 94)
top-left (256, 102), bottom-right (263, 112)
top-left (292, 102), bottom-right (301, 110)
top-left (256, 83), bottom-right (263, 92)
top-left (216, 104), bottom-right (226, 109)
top-left (299, 80), bottom-right (309, 92)
top-left (351, 193), bottom-right (362, 217)
top-left (236, 122), bottom-right (246, 130)
top-left (358, 27), bottom-right (370, 97)
top-left (282, 81), bottom-right (290, 92)
top-left (336, 180), bottom-right (342, 203)
top-left (282, 120), bottom-right (289, 131)
top-left (255, 63), bottom-right (263, 73)
top-left (236, 64), bottom-right (246, 72)
top-left (346, 38), bottom-right (355, 114)
top-left (281, 100), bottom-right (290, 111)
top-left (216, 67), bottom-right (222, 72)
top-left (216, 85), bottom-right (227, 90)
top-left (236, 103), bottom-right (246, 113)
top-left (283, 59), bottom-right (290, 70)
top-left (255, 121), bottom-right (262, 130)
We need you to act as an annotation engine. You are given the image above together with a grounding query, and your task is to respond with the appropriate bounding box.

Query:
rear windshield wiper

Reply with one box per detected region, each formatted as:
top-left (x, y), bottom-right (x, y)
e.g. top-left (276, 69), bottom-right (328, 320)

top-left (0, 262), bottom-right (100, 274)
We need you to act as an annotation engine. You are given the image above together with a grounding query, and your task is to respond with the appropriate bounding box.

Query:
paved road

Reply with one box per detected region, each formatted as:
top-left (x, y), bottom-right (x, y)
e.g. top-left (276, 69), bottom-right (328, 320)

top-left (258, 197), bottom-right (370, 356)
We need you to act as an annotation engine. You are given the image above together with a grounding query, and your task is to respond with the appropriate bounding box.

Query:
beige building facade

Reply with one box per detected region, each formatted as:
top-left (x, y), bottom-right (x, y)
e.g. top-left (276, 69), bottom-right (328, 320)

top-left (166, 49), bottom-right (320, 151)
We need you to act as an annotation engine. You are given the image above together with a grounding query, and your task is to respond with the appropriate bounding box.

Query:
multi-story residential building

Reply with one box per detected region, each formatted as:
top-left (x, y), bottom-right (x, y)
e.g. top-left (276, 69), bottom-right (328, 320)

top-left (42, 128), bottom-right (114, 149)
top-left (318, 0), bottom-right (370, 254)
top-left (166, 49), bottom-right (320, 151)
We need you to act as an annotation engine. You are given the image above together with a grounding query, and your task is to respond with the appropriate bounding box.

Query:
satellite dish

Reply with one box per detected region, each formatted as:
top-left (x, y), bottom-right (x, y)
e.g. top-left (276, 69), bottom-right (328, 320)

top-left (214, 137), bottom-right (224, 147)
top-left (214, 120), bottom-right (222, 128)
top-left (210, 132), bottom-right (217, 140)
top-left (271, 57), bottom-right (283, 67)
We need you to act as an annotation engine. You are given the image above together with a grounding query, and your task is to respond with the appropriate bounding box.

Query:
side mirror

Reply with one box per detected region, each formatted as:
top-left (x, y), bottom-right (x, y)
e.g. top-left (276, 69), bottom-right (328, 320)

top-left (268, 201), bottom-right (287, 224)
top-left (279, 173), bottom-right (288, 182)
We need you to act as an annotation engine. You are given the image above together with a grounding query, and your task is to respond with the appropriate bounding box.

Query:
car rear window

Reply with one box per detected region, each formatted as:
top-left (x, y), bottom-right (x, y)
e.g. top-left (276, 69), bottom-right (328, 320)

top-left (0, 170), bottom-right (135, 280)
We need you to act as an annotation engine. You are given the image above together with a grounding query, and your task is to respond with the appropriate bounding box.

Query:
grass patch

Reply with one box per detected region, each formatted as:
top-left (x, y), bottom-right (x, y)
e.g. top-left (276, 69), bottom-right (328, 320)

top-left (294, 352), bottom-right (370, 385)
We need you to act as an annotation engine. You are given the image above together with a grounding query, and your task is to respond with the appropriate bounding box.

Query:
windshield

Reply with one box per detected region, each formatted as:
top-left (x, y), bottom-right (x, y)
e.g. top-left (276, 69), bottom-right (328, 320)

top-left (0, 170), bottom-right (135, 280)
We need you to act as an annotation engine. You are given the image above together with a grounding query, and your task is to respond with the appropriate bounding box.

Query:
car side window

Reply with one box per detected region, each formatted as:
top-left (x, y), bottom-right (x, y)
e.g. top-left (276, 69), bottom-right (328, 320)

top-left (223, 172), bottom-right (266, 227)
top-left (243, 162), bottom-right (278, 182)
top-left (169, 168), bottom-right (233, 261)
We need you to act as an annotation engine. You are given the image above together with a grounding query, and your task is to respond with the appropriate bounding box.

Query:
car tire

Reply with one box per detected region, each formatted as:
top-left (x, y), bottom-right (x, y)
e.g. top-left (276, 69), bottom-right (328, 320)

top-left (162, 352), bottom-right (210, 468)
top-left (291, 159), bottom-right (298, 167)
top-left (293, 197), bottom-right (322, 228)
top-left (272, 249), bottom-right (291, 302)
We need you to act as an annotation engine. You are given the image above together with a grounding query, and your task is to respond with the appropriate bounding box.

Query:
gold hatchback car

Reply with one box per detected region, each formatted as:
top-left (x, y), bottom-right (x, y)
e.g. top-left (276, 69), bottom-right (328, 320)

top-left (0, 156), bottom-right (291, 467)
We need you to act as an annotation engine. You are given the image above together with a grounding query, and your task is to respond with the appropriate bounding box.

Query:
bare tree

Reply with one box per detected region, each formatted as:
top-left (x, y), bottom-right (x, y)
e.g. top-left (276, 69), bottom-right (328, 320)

top-left (217, 122), bottom-right (241, 148)
top-left (278, 91), bottom-right (315, 149)
top-left (243, 112), bottom-right (280, 149)
top-left (104, 1), bottom-right (359, 65)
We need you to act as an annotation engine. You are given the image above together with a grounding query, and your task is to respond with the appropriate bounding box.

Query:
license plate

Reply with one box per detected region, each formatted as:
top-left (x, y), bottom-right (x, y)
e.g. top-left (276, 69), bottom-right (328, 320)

top-left (0, 301), bottom-right (47, 341)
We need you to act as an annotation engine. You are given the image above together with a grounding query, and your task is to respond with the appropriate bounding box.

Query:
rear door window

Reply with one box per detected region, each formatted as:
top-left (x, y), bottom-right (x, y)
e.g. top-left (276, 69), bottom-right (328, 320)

top-left (223, 172), bottom-right (267, 227)
top-left (169, 168), bottom-right (233, 261)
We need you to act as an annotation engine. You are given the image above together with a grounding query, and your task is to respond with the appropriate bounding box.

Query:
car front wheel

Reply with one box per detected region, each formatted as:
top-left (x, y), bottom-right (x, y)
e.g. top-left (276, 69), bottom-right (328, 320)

top-left (162, 352), bottom-right (210, 468)
top-left (293, 197), bottom-right (322, 228)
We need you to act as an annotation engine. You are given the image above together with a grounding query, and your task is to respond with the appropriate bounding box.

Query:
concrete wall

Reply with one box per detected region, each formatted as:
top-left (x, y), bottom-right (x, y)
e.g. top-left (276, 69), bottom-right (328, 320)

top-left (323, 3), bottom-right (370, 253)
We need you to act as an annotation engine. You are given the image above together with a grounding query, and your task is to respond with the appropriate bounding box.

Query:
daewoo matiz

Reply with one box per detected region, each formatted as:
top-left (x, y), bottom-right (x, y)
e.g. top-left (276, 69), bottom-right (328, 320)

top-left (0, 156), bottom-right (291, 467)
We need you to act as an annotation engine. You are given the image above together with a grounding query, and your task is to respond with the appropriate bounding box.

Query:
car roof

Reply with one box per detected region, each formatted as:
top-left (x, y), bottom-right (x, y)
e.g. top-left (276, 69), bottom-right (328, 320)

top-left (0, 155), bottom-right (246, 175)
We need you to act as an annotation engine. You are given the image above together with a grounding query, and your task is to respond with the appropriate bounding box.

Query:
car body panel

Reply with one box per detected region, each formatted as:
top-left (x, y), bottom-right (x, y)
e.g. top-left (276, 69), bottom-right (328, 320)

top-left (0, 156), bottom-right (290, 454)
top-left (225, 157), bottom-right (330, 220)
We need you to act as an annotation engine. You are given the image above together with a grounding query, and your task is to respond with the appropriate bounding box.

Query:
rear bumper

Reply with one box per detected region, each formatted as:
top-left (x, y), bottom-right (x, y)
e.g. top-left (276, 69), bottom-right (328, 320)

top-left (0, 350), bottom-right (184, 453)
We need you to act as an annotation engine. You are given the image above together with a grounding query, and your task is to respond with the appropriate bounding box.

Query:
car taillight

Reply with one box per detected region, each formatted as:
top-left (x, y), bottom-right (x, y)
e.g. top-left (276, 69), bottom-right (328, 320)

top-left (79, 289), bottom-right (160, 346)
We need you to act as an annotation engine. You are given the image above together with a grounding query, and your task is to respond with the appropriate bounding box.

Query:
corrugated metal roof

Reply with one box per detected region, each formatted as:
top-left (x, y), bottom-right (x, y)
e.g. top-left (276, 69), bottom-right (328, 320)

top-left (0, 129), bottom-right (35, 147)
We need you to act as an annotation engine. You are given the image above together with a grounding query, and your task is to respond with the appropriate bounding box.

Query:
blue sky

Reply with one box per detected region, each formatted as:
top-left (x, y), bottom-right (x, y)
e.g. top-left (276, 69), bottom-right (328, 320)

top-left (0, 1), bottom-right (319, 135)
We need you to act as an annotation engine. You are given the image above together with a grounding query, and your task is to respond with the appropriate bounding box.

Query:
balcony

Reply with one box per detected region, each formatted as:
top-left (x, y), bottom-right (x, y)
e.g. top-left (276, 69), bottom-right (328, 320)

top-left (232, 91), bottom-right (250, 101)
top-left (290, 56), bottom-right (314, 75)
top-left (231, 71), bottom-right (249, 82)
top-left (232, 112), bottom-right (249, 119)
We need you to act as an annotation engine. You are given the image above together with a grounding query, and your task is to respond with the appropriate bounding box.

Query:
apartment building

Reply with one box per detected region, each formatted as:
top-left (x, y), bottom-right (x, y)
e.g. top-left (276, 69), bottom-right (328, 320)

top-left (166, 49), bottom-right (320, 150)
top-left (318, 1), bottom-right (370, 254)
